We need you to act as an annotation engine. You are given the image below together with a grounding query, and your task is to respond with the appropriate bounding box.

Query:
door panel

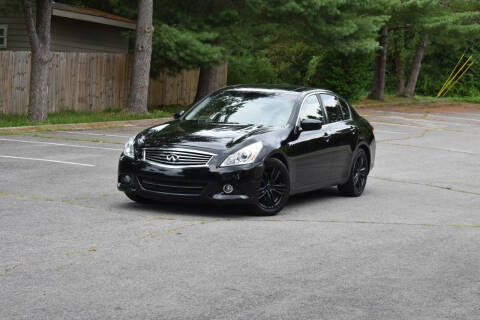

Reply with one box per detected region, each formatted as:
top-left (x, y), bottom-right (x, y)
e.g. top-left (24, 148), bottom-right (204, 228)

top-left (320, 94), bottom-right (358, 183)
top-left (287, 94), bottom-right (336, 192)
top-left (288, 125), bottom-right (336, 191)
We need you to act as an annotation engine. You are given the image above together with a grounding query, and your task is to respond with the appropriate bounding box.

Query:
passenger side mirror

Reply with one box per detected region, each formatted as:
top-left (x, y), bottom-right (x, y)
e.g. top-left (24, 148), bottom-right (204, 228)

top-left (300, 118), bottom-right (323, 131)
top-left (174, 110), bottom-right (185, 120)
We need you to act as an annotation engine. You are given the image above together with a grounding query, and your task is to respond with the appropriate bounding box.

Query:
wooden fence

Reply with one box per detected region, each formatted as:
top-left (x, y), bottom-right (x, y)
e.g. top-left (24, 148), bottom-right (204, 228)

top-left (0, 51), bottom-right (227, 115)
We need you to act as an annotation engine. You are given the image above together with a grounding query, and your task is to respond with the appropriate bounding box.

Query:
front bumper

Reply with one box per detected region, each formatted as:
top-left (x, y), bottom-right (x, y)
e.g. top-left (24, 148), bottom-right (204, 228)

top-left (117, 154), bottom-right (264, 203)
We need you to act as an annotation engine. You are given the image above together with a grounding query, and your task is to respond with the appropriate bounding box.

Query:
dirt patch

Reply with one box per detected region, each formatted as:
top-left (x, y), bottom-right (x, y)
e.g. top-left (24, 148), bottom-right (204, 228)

top-left (357, 101), bottom-right (480, 114)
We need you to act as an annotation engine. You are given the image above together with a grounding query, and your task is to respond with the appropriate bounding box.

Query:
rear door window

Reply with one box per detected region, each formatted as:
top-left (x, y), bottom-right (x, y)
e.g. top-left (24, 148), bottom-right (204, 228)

top-left (339, 99), bottom-right (351, 120)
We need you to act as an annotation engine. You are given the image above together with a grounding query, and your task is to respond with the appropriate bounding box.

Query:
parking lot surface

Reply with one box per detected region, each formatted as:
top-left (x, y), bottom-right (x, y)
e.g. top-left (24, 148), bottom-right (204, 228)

top-left (1, 110), bottom-right (479, 319)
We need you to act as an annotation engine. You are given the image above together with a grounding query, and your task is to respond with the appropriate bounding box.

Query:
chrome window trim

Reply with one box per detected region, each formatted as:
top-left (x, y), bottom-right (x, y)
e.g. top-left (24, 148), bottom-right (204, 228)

top-left (142, 147), bottom-right (217, 168)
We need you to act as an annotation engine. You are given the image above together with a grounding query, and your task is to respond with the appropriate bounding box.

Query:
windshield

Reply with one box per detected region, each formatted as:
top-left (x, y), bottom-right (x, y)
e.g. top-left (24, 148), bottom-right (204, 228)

top-left (184, 90), bottom-right (298, 127)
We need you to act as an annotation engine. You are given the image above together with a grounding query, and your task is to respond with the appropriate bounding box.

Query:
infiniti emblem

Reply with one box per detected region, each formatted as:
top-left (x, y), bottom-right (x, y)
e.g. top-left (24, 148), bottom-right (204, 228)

top-left (166, 154), bottom-right (180, 162)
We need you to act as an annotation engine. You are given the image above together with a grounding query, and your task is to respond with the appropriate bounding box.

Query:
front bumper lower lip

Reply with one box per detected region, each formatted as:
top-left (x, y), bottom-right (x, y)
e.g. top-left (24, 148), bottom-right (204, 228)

top-left (117, 154), bottom-right (263, 203)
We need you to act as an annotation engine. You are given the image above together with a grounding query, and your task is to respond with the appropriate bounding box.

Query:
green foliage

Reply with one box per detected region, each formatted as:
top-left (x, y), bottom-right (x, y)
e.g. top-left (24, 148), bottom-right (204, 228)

top-left (151, 24), bottom-right (223, 75)
top-left (416, 44), bottom-right (479, 97)
top-left (28, 0), bottom-right (480, 100)
top-left (305, 51), bottom-right (374, 101)
top-left (385, 0), bottom-right (480, 97)
top-left (227, 56), bottom-right (279, 85)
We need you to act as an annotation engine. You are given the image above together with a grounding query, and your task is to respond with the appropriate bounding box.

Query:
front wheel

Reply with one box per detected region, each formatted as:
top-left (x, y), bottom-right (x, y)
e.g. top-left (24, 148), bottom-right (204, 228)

top-left (248, 158), bottom-right (290, 216)
top-left (338, 149), bottom-right (369, 197)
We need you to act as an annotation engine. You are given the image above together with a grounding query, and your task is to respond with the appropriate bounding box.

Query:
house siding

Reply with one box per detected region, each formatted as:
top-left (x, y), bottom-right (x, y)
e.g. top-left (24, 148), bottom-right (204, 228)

top-left (50, 17), bottom-right (129, 53)
top-left (0, 9), bottom-right (130, 53)
top-left (0, 16), bottom-right (30, 51)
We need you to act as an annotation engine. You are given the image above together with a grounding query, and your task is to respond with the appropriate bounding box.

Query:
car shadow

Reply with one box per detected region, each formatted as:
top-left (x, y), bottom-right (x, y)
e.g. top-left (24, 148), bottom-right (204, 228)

top-left (113, 187), bottom-right (343, 219)
top-left (286, 187), bottom-right (342, 207)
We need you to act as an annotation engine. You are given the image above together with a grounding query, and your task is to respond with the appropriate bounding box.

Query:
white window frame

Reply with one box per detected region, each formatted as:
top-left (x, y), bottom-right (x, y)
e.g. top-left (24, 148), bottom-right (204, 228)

top-left (0, 25), bottom-right (7, 49)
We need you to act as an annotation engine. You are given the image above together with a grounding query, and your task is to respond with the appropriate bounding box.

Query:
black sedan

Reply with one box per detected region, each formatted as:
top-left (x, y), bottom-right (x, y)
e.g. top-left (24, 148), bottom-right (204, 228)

top-left (118, 85), bottom-right (375, 215)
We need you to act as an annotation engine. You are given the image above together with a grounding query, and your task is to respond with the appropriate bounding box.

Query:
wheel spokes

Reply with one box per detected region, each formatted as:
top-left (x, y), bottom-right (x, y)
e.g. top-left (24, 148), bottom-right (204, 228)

top-left (353, 155), bottom-right (368, 191)
top-left (258, 164), bottom-right (286, 209)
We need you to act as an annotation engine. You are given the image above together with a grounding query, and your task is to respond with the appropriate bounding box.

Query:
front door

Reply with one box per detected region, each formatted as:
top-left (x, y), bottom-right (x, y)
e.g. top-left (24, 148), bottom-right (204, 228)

top-left (288, 94), bottom-right (336, 192)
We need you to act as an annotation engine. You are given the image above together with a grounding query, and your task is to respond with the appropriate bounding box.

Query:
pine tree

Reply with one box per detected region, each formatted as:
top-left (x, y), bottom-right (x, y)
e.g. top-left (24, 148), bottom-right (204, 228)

top-left (390, 0), bottom-right (480, 98)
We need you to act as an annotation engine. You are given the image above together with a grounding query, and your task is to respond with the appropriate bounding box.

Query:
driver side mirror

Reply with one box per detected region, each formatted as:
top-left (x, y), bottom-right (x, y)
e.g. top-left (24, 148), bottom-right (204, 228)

top-left (174, 110), bottom-right (185, 120)
top-left (300, 118), bottom-right (323, 131)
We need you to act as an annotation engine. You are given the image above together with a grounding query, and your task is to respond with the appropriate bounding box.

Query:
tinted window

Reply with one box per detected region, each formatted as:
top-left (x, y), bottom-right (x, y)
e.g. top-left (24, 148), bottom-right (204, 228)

top-left (298, 95), bottom-right (324, 123)
top-left (185, 90), bottom-right (297, 127)
top-left (320, 94), bottom-right (343, 123)
top-left (339, 99), bottom-right (351, 119)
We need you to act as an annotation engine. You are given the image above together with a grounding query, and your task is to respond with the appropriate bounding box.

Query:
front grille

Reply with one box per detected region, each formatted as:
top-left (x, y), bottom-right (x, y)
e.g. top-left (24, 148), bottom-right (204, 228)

top-left (139, 177), bottom-right (206, 195)
top-left (143, 148), bottom-right (214, 167)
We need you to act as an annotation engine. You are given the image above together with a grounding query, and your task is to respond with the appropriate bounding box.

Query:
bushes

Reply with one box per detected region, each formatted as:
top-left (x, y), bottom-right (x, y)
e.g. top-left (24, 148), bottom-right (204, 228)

top-left (227, 55), bottom-right (279, 85)
top-left (416, 48), bottom-right (479, 97)
top-left (386, 41), bottom-right (479, 98)
top-left (304, 51), bottom-right (373, 101)
top-left (228, 50), bottom-right (372, 102)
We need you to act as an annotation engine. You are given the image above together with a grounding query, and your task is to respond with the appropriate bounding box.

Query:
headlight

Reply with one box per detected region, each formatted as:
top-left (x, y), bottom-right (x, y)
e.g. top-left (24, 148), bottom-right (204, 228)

top-left (221, 141), bottom-right (263, 167)
top-left (124, 136), bottom-right (135, 158)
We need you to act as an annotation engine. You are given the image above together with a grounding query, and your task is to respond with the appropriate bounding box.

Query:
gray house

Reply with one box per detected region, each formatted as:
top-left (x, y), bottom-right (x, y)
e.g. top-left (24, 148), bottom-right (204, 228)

top-left (0, 2), bottom-right (135, 53)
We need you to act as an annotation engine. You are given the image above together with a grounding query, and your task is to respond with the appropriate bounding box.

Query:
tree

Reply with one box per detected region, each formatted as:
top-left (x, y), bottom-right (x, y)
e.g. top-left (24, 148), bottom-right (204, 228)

top-left (127, 0), bottom-right (153, 113)
top-left (369, 26), bottom-right (389, 100)
top-left (404, 34), bottom-right (428, 98)
top-left (390, 0), bottom-right (480, 98)
top-left (22, 0), bottom-right (52, 121)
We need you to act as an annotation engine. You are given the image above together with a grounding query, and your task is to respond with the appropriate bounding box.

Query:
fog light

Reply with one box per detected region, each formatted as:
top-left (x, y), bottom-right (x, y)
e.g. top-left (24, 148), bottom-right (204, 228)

top-left (223, 184), bottom-right (234, 194)
top-left (121, 175), bottom-right (132, 185)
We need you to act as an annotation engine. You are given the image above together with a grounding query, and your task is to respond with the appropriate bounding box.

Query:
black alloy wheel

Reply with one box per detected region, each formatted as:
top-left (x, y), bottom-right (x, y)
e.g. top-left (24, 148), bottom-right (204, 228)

top-left (249, 158), bottom-right (290, 216)
top-left (338, 149), bottom-right (369, 197)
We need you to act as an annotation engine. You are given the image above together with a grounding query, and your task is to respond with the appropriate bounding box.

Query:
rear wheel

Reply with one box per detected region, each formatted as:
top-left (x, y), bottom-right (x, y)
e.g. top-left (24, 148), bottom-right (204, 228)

top-left (124, 191), bottom-right (155, 204)
top-left (248, 158), bottom-right (290, 216)
top-left (338, 149), bottom-right (369, 197)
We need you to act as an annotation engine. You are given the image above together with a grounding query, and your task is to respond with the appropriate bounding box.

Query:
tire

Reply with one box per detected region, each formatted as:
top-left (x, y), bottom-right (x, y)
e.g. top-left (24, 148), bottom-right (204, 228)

top-left (338, 149), bottom-right (369, 197)
top-left (248, 158), bottom-right (290, 216)
top-left (124, 191), bottom-right (155, 204)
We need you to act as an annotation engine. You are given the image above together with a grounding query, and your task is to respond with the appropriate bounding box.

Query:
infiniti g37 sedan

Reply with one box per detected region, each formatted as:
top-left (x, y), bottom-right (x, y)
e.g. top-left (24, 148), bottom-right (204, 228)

top-left (118, 85), bottom-right (376, 215)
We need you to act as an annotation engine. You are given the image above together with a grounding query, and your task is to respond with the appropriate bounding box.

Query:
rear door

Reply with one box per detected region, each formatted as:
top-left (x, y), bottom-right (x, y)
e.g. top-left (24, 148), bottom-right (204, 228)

top-left (319, 94), bottom-right (358, 183)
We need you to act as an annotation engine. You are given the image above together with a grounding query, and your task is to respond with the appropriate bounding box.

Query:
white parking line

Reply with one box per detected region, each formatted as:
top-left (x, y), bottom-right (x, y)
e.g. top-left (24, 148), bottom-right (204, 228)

top-left (0, 155), bottom-right (96, 167)
top-left (59, 131), bottom-right (130, 138)
top-left (0, 138), bottom-right (122, 151)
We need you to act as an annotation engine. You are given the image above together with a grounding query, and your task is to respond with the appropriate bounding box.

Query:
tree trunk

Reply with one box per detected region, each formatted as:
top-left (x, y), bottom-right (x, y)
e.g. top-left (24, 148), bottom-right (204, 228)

top-left (195, 66), bottom-right (218, 103)
top-left (394, 51), bottom-right (405, 96)
top-left (22, 0), bottom-right (52, 121)
top-left (127, 0), bottom-right (153, 113)
top-left (29, 48), bottom-right (50, 121)
top-left (404, 34), bottom-right (428, 98)
top-left (369, 26), bottom-right (388, 100)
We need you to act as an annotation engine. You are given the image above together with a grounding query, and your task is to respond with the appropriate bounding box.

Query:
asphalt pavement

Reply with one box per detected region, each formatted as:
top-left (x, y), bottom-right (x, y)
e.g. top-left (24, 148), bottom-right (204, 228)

top-left (1, 110), bottom-right (479, 319)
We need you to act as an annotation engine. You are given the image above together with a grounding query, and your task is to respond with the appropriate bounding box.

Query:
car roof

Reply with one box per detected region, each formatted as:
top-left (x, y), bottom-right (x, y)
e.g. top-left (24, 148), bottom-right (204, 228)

top-left (222, 84), bottom-right (334, 95)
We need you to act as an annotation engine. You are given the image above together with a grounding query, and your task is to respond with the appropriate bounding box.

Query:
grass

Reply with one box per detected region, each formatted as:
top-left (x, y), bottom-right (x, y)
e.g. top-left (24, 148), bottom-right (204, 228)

top-left (0, 107), bottom-right (185, 128)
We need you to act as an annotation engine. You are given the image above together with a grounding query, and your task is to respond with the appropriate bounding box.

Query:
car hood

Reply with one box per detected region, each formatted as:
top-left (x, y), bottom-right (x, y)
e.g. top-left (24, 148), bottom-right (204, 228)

top-left (137, 120), bottom-right (280, 151)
